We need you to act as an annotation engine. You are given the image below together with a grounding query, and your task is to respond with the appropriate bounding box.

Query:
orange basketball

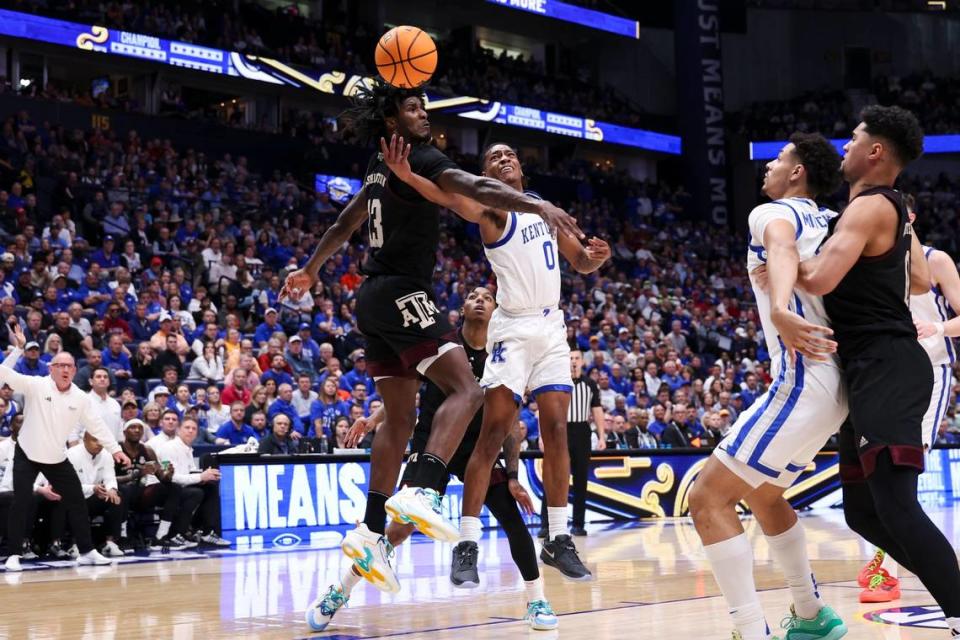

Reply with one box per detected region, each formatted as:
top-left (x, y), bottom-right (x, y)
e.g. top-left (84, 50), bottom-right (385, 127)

top-left (375, 26), bottom-right (437, 89)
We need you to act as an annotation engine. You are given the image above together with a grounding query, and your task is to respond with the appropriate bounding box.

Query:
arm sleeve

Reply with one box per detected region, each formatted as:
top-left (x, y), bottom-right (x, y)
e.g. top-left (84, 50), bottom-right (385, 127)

top-left (748, 202), bottom-right (801, 246)
top-left (79, 395), bottom-right (121, 455)
top-left (0, 347), bottom-right (35, 395)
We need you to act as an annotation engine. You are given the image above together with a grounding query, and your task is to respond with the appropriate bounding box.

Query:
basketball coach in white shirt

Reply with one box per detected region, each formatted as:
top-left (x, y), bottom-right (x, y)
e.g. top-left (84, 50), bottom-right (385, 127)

top-left (1, 322), bottom-right (131, 571)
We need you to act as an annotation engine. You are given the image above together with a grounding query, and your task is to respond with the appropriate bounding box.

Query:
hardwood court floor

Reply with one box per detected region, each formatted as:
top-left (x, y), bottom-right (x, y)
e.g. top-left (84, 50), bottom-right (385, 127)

top-left (0, 505), bottom-right (957, 639)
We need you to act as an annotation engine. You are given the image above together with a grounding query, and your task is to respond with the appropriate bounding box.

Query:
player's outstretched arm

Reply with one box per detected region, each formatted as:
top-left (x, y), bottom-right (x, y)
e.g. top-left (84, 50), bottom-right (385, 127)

top-left (917, 250), bottom-right (960, 339)
top-left (797, 197), bottom-right (875, 295)
top-left (379, 135), bottom-right (485, 223)
top-left (556, 233), bottom-right (610, 274)
top-left (764, 219), bottom-right (836, 363)
top-left (435, 167), bottom-right (583, 239)
top-left (280, 190), bottom-right (369, 301)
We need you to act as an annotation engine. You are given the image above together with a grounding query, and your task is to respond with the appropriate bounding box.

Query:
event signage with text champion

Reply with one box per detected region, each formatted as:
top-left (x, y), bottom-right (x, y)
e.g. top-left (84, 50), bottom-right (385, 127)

top-left (485, 0), bottom-right (640, 39)
top-left (0, 9), bottom-right (677, 153)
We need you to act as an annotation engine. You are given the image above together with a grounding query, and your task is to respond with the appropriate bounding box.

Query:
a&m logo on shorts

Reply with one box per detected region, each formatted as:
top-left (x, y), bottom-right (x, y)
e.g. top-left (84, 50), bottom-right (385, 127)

top-left (396, 292), bottom-right (439, 329)
top-left (864, 605), bottom-right (947, 629)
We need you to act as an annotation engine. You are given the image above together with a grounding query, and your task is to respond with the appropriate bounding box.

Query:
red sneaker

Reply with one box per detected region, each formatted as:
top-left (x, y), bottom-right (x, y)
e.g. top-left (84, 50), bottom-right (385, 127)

top-left (857, 549), bottom-right (885, 588)
top-left (860, 569), bottom-right (901, 603)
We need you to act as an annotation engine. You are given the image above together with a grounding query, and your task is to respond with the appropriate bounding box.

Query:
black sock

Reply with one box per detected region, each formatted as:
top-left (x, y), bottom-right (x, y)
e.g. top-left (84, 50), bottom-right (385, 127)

top-left (363, 491), bottom-right (389, 535)
top-left (413, 453), bottom-right (448, 492)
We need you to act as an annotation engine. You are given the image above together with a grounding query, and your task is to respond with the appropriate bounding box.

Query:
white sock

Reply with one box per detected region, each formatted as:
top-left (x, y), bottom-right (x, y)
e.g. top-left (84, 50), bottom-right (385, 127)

top-left (704, 533), bottom-right (768, 640)
top-left (459, 516), bottom-right (482, 544)
top-left (524, 576), bottom-right (545, 603)
top-left (340, 566), bottom-right (363, 597)
top-left (946, 616), bottom-right (960, 635)
top-left (156, 520), bottom-right (171, 539)
top-left (548, 506), bottom-right (567, 541)
top-left (880, 551), bottom-right (899, 579)
top-left (766, 521), bottom-right (823, 620)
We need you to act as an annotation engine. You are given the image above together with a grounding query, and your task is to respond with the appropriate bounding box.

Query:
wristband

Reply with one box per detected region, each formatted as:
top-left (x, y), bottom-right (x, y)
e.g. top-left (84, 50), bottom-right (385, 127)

top-left (935, 322), bottom-right (945, 338)
top-left (506, 471), bottom-right (519, 481)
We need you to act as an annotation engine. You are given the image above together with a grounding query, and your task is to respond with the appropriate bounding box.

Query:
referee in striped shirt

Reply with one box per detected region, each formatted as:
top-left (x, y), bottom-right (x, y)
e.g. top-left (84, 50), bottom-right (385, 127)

top-left (540, 349), bottom-right (604, 537)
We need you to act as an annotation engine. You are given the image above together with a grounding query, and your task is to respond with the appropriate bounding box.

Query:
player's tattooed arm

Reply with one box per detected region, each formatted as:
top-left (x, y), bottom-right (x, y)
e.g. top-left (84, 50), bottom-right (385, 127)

top-left (380, 135), bottom-right (486, 223)
top-left (435, 168), bottom-right (584, 239)
top-left (557, 233), bottom-right (611, 273)
top-left (280, 190), bottom-right (369, 301)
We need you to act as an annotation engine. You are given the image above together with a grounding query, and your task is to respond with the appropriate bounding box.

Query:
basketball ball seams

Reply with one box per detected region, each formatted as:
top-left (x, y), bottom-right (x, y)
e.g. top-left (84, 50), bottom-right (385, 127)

top-left (405, 28), bottom-right (422, 61)
top-left (376, 40), bottom-right (396, 64)
top-left (407, 56), bottom-right (434, 76)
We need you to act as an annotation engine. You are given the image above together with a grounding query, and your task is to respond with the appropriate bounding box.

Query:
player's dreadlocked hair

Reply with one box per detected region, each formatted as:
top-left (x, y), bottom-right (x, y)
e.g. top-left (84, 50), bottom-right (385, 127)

top-left (860, 105), bottom-right (924, 166)
top-left (340, 78), bottom-right (426, 147)
top-left (788, 132), bottom-right (842, 198)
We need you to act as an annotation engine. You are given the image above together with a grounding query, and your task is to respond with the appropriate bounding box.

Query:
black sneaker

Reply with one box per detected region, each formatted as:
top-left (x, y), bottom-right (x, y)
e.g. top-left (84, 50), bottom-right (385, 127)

top-left (570, 526), bottom-right (588, 537)
top-left (21, 540), bottom-right (38, 560)
top-left (167, 534), bottom-right (198, 550)
top-left (450, 541), bottom-right (480, 589)
top-left (48, 541), bottom-right (72, 560)
top-left (541, 534), bottom-right (592, 581)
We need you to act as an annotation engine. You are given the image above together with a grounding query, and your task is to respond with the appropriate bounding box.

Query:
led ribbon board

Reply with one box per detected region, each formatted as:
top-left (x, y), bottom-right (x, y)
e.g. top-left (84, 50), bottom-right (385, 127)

top-left (750, 135), bottom-right (960, 160)
top-left (485, 0), bottom-right (639, 39)
top-left (0, 9), bottom-right (677, 153)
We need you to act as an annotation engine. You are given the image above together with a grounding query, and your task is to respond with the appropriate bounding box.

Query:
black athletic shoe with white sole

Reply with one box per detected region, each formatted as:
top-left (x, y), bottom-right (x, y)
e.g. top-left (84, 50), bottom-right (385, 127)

top-left (541, 534), bottom-right (592, 581)
top-left (450, 541), bottom-right (480, 588)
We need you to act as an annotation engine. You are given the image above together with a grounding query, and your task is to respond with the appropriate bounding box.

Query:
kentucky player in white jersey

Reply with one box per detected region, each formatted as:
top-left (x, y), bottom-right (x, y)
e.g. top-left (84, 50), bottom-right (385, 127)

top-left (689, 134), bottom-right (849, 640)
top-left (379, 135), bottom-right (610, 583)
top-left (856, 195), bottom-right (960, 604)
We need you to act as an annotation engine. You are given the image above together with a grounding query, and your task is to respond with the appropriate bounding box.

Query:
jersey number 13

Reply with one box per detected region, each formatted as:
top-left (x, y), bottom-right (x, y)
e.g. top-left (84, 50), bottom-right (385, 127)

top-left (368, 198), bottom-right (384, 248)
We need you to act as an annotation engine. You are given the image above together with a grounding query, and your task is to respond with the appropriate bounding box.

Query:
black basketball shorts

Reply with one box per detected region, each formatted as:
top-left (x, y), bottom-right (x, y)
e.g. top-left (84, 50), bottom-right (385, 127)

top-left (356, 275), bottom-right (458, 379)
top-left (838, 336), bottom-right (933, 483)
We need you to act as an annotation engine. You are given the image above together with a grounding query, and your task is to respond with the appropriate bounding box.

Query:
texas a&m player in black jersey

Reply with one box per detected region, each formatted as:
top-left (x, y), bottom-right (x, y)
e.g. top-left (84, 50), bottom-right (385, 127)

top-left (282, 79), bottom-right (581, 597)
top-left (305, 287), bottom-right (559, 632)
top-left (775, 105), bottom-right (960, 636)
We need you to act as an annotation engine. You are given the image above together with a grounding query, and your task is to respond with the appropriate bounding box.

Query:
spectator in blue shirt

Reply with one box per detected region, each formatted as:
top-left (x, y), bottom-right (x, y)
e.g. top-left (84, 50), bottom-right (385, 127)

top-left (254, 307), bottom-right (282, 347)
top-left (738, 372), bottom-right (761, 411)
top-left (519, 400), bottom-right (540, 443)
top-left (296, 322), bottom-right (323, 366)
top-left (215, 402), bottom-right (259, 445)
top-left (15, 341), bottom-right (48, 376)
top-left (285, 335), bottom-right (317, 379)
top-left (309, 377), bottom-right (343, 438)
top-left (128, 302), bottom-right (155, 342)
top-left (267, 383), bottom-right (303, 434)
top-left (261, 354), bottom-right (294, 389)
top-left (661, 360), bottom-right (686, 393)
top-left (89, 235), bottom-right (121, 271)
top-left (648, 404), bottom-right (671, 438)
top-left (101, 332), bottom-right (133, 380)
top-left (608, 363), bottom-right (631, 396)
top-left (339, 350), bottom-right (373, 394)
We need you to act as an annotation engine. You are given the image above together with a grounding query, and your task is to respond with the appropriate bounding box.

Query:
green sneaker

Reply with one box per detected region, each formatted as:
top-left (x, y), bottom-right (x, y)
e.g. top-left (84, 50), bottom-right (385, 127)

top-left (778, 605), bottom-right (847, 640)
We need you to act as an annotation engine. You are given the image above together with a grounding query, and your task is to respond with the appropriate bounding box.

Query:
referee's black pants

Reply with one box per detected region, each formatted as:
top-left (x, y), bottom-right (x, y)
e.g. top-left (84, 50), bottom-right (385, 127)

top-left (540, 421), bottom-right (592, 531)
top-left (7, 444), bottom-right (95, 555)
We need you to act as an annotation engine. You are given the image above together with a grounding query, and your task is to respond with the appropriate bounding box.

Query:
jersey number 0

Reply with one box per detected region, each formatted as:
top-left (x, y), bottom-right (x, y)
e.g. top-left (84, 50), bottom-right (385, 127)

top-left (368, 198), bottom-right (384, 248)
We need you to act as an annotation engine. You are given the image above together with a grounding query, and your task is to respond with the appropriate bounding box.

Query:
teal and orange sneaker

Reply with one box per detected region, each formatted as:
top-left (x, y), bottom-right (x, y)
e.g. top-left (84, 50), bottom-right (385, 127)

top-left (778, 605), bottom-right (847, 640)
top-left (524, 599), bottom-right (559, 631)
top-left (341, 523), bottom-right (400, 593)
top-left (304, 584), bottom-right (349, 632)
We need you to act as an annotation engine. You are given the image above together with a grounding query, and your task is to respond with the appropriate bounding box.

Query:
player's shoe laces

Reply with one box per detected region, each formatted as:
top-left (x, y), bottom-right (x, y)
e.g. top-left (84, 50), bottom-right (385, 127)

top-left (385, 486), bottom-right (459, 542)
top-left (304, 584), bottom-right (349, 632)
top-left (524, 600), bottom-right (559, 630)
top-left (857, 549), bottom-right (885, 588)
top-left (859, 569), bottom-right (900, 603)
top-left (450, 541), bottom-right (479, 588)
top-left (778, 604), bottom-right (847, 640)
top-left (540, 534), bottom-right (592, 581)
top-left (341, 523), bottom-right (400, 593)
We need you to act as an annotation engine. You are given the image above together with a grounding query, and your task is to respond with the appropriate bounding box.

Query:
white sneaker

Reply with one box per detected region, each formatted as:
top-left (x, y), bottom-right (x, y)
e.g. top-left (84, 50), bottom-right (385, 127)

top-left (4, 555), bottom-right (22, 572)
top-left (341, 523), bottom-right (400, 593)
top-left (101, 541), bottom-right (124, 558)
top-left (199, 532), bottom-right (231, 547)
top-left (305, 584), bottom-right (349, 631)
top-left (77, 549), bottom-right (113, 566)
top-left (385, 486), bottom-right (459, 542)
